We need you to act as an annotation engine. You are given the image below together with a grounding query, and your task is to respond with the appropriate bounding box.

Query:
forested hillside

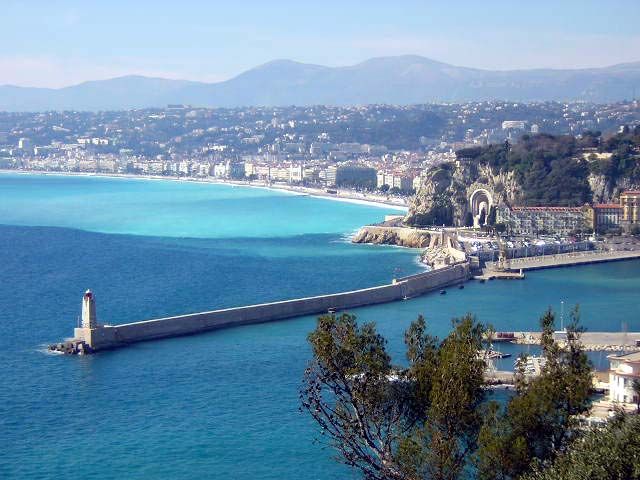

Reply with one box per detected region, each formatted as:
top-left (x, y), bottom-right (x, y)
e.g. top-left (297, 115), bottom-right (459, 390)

top-left (457, 127), bottom-right (640, 206)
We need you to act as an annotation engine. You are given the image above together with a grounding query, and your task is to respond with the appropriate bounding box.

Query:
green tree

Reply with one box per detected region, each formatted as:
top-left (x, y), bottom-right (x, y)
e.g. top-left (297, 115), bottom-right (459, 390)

top-left (633, 379), bottom-right (640, 413)
top-left (463, 211), bottom-right (474, 227)
top-left (487, 206), bottom-right (497, 226)
top-left (478, 209), bottom-right (486, 225)
top-left (523, 414), bottom-right (640, 480)
top-left (301, 313), bottom-right (487, 480)
top-left (302, 309), bottom-right (595, 480)
top-left (476, 307), bottom-right (593, 480)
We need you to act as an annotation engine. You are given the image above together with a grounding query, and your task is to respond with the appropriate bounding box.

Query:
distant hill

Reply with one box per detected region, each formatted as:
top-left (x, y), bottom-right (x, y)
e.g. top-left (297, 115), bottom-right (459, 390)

top-left (1, 55), bottom-right (640, 111)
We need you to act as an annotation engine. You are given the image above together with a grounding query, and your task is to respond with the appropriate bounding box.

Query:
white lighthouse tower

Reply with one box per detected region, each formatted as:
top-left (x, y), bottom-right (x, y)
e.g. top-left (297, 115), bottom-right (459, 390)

top-left (81, 289), bottom-right (98, 329)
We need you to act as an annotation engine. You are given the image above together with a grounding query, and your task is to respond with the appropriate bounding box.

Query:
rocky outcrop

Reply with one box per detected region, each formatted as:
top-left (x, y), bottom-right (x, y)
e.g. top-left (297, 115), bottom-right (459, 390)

top-left (589, 173), bottom-right (640, 203)
top-left (351, 226), bottom-right (431, 248)
top-left (421, 247), bottom-right (465, 269)
top-left (406, 160), bottom-right (521, 226)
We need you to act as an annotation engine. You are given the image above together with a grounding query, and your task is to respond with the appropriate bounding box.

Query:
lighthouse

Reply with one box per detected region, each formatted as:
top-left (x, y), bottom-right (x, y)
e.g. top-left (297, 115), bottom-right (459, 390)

top-left (81, 289), bottom-right (98, 329)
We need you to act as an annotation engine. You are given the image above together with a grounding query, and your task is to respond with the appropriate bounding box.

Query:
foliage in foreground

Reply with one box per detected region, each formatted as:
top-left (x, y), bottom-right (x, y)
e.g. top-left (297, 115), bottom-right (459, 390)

top-left (300, 308), bottom-right (609, 480)
top-left (523, 413), bottom-right (640, 480)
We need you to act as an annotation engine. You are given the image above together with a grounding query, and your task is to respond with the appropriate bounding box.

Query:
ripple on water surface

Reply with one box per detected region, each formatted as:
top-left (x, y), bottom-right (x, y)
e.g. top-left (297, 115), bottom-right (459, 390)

top-left (0, 174), bottom-right (638, 479)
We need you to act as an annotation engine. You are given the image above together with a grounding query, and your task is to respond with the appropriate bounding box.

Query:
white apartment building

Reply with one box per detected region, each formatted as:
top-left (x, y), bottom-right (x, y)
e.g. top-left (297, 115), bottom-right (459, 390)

top-left (377, 171), bottom-right (413, 191)
top-left (178, 161), bottom-right (191, 175)
top-left (502, 120), bottom-right (526, 130)
top-left (213, 163), bottom-right (227, 178)
top-left (608, 352), bottom-right (640, 404)
top-left (269, 166), bottom-right (290, 182)
top-left (289, 165), bottom-right (303, 183)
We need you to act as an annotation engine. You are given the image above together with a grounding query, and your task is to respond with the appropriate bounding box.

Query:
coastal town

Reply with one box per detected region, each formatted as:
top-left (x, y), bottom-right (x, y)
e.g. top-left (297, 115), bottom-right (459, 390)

top-left (4, 1), bottom-right (640, 478)
top-left (3, 101), bottom-right (640, 234)
top-left (35, 103), bottom-right (640, 423)
top-left (1, 101), bottom-right (639, 195)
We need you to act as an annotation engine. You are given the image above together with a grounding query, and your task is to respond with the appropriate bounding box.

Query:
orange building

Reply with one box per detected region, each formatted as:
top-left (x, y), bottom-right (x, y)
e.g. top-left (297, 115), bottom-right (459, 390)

top-left (620, 190), bottom-right (640, 224)
top-left (591, 203), bottom-right (623, 231)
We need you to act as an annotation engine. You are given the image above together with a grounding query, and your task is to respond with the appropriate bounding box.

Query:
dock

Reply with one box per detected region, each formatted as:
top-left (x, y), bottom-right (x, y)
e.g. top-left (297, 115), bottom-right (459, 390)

top-left (487, 249), bottom-right (640, 272)
top-left (491, 331), bottom-right (640, 352)
top-left (474, 270), bottom-right (525, 281)
top-left (484, 370), bottom-right (517, 385)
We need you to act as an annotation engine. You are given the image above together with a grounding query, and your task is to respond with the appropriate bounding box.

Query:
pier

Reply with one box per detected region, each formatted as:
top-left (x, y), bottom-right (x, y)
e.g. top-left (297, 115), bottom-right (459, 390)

top-left (50, 263), bottom-right (471, 354)
top-left (491, 331), bottom-right (640, 352)
top-left (486, 249), bottom-right (640, 272)
top-left (49, 247), bottom-right (640, 355)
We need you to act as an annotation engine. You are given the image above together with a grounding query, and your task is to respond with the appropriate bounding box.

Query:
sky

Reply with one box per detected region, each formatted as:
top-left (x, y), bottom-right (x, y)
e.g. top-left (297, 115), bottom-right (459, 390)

top-left (1, 0), bottom-right (639, 88)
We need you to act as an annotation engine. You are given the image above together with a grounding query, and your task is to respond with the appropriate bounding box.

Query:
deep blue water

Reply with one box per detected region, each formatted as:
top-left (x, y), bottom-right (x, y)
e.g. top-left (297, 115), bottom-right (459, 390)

top-left (1, 173), bottom-right (639, 479)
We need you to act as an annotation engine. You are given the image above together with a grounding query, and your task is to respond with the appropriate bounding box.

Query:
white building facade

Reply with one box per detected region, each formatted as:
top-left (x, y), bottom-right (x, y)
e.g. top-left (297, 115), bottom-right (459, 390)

top-left (608, 352), bottom-right (640, 404)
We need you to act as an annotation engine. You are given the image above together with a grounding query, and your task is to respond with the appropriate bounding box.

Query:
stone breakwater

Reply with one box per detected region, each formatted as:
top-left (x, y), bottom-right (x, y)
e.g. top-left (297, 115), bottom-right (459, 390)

top-left (53, 263), bottom-right (471, 354)
top-left (351, 225), bottom-right (431, 248)
top-left (500, 331), bottom-right (640, 352)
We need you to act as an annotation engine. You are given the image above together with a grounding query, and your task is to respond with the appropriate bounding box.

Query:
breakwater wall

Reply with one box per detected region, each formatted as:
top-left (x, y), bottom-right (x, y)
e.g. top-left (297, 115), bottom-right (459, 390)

top-left (71, 263), bottom-right (470, 352)
top-left (486, 250), bottom-right (640, 272)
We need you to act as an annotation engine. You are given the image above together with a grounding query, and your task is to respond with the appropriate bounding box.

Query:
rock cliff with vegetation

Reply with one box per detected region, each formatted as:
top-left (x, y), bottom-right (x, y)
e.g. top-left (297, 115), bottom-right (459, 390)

top-left (406, 128), bottom-right (640, 227)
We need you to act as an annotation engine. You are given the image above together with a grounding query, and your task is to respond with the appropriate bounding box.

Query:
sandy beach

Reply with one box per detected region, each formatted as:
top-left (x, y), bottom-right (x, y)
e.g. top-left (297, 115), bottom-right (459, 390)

top-left (0, 169), bottom-right (409, 212)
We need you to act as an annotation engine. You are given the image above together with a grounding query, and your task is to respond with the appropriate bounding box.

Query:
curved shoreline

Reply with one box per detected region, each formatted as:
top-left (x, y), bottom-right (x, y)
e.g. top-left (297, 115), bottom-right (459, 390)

top-left (0, 169), bottom-right (409, 212)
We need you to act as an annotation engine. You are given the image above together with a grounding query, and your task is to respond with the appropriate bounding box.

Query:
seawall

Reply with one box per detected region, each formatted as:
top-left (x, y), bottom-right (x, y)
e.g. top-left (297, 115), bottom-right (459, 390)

top-left (71, 263), bottom-right (470, 352)
top-left (487, 250), bottom-right (640, 272)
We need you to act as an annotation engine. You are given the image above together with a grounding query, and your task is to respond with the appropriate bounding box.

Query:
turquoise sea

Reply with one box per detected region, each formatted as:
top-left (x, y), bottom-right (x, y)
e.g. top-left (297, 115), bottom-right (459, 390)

top-left (1, 173), bottom-right (639, 479)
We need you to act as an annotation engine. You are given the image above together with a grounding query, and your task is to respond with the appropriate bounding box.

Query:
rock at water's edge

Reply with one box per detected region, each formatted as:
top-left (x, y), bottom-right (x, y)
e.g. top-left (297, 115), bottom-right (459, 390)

top-left (351, 226), bottom-right (431, 248)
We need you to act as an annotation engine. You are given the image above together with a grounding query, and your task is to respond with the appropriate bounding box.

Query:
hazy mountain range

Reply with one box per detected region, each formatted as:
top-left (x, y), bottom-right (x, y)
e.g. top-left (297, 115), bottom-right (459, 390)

top-left (2, 55), bottom-right (640, 111)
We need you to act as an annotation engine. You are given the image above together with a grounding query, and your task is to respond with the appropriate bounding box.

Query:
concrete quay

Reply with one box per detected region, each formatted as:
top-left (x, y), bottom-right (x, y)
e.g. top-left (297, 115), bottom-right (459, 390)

top-left (474, 270), bottom-right (525, 281)
top-left (52, 263), bottom-right (471, 354)
top-left (487, 249), bottom-right (640, 272)
top-left (485, 370), bottom-right (516, 385)
top-left (496, 331), bottom-right (640, 352)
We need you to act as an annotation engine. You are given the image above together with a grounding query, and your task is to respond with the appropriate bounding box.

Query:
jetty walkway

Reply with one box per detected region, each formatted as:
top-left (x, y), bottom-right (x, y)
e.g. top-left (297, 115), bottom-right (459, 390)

top-left (487, 249), bottom-right (640, 272)
top-left (493, 331), bottom-right (640, 352)
top-left (50, 263), bottom-right (471, 354)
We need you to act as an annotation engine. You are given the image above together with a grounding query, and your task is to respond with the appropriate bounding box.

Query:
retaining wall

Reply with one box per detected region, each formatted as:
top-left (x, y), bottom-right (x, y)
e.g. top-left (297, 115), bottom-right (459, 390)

top-left (79, 262), bottom-right (470, 351)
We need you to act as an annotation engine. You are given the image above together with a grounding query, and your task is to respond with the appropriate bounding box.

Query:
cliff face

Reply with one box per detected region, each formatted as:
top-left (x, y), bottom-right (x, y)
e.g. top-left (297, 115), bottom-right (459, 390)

top-left (351, 226), bottom-right (431, 248)
top-left (589, 173), bottom-right (640, 203)
top-left (405, 161), bottom-right (520, 226)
